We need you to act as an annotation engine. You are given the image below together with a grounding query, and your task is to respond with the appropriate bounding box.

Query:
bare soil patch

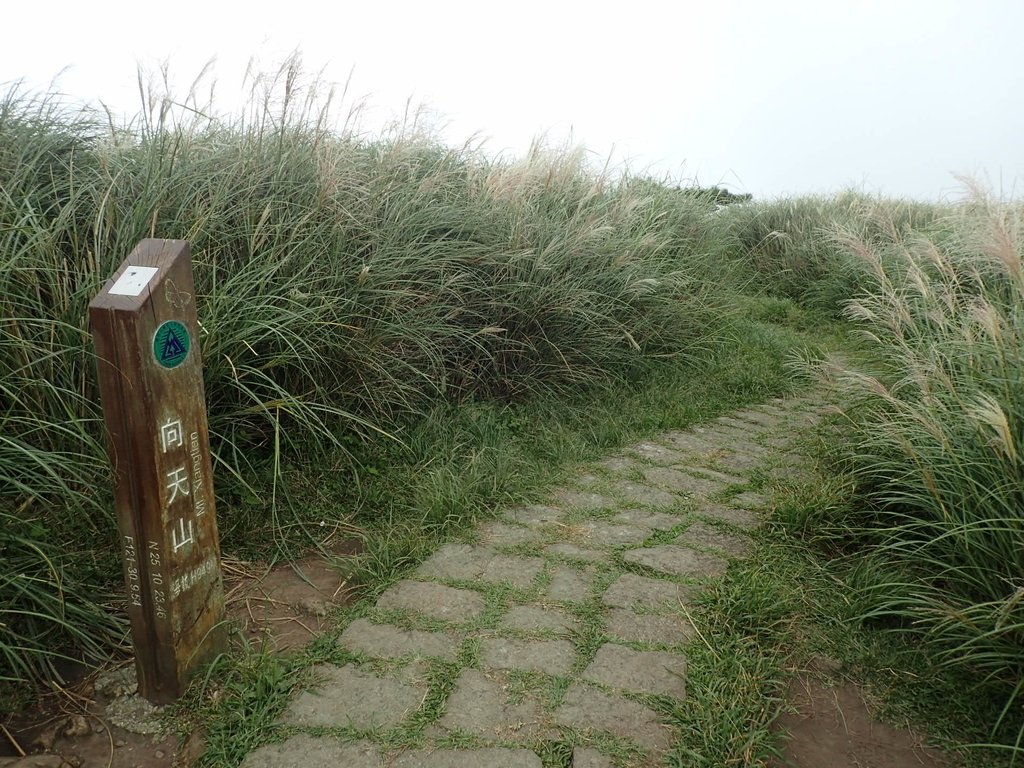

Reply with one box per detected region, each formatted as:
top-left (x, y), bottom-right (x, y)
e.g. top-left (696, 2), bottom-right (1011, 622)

top-left (773, 671), bottom-right (949, 768)
top-left (2, 547), bottom-right (357, 768)
top-left (224, 544), bottom-right (358, 652)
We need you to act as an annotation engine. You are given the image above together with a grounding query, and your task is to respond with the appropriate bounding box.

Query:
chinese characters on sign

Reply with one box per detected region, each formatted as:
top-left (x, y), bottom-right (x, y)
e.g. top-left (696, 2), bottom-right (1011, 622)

top-left (160, 417), bottom-right (208, 561)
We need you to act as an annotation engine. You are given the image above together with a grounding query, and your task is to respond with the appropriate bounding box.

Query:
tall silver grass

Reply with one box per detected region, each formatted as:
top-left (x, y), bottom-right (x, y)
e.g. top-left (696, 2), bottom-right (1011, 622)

top-left (0, 60), bottom-right (726, 683)
top-left (816, 193), bottom-right (1024, 754)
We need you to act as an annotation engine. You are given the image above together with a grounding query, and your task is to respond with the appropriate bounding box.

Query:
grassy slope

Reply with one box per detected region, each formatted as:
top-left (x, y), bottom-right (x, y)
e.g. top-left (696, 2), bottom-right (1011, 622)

top-left (718, 194), bottom-right (1024, 763)
top-left (176, 303), bottom-right (825, 766)
top-left (0, 69), bottom-right (728, 692)
top-left (184, 300), bottom-right (1010, 768)
top-left (3, 68), bottom-right (1019, 766)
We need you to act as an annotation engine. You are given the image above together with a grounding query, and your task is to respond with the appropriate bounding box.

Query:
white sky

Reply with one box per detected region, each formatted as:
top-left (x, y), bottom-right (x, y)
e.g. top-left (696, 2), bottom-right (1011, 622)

top-left (4, 0), bottom-right (1022, 200)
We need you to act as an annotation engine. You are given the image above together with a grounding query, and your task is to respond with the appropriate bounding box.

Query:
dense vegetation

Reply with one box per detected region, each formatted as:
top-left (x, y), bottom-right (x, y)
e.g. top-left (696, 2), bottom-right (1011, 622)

top-left (2, 63), bottom-right (1022, 762)
top-left (0, 69), bottom-right (732, 689)
top-left (720, 192), bottom-right (1024, 757)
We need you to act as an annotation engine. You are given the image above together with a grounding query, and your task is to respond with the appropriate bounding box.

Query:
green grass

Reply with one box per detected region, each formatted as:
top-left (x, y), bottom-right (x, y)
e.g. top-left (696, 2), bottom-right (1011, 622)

top-left (0, 61), bottom-right (736, 689)
top-left (663, 428), bottom-right (1017, 768)
top-left (174, 299), bottom-right (1014, 767)
top-left (797, 197), bottom-right (1024, 759)
top-left (271, 314), bottom-right (814, 590)
top-left (5, 52), bottom-right (1020, 768)
top-left (170, 308), bottom-right (817, 766)
top-left (770, 434), bottom-right (1019, 767)
top-left (710, 190), bottom-right (1024, 762)
top-left (718, 191), bottom-right (947, 314)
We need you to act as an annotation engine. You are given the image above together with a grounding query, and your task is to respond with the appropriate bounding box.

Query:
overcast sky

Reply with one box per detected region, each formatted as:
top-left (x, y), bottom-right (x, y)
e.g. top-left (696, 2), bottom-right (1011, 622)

top-left (4, 0), bottom-right (1022, 200)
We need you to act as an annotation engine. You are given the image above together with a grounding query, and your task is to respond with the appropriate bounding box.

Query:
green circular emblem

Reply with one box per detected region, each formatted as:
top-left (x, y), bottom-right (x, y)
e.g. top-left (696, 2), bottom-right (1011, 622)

top-left (153, 320), bottom-right (190, 369)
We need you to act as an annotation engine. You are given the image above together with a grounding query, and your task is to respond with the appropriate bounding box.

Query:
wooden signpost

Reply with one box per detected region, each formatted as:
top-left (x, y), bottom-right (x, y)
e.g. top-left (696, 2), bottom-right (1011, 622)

top-left (89, 239), bottom-right (226, 704)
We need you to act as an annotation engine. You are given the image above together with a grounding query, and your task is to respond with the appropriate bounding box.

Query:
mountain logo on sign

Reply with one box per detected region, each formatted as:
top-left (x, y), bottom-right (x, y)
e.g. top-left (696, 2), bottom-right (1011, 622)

top-left (153, 321), bottom-right (190, 369)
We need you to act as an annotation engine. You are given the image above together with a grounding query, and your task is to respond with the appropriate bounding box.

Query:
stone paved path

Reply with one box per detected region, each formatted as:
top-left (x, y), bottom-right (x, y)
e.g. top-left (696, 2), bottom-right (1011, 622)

top-left (241, 395), bottom-right (824, 768)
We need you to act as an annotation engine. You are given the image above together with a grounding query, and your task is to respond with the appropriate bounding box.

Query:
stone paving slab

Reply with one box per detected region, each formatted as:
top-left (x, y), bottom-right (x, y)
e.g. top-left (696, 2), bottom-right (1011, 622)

top-left (546, 542), bottom-right (609, 564)
top-left (628, 441), bottom-right (691, 465)
top-left (478, 521), bottom-right (546, 548)
top-left (572, 520), bottom-right (652, 547)
top-left (391, 748), bottom-right (543, 768)
top-left (697, 503), bottom-right (759, 530)
top-left (657, 430), bottom-right (722, 454)
top-left (480, 637), bottom-right (576, 676)
top-left (647, 467), bottom-right (727, 498)
top-left (280, 664), bottom-right (423, 729)
top-left (554, 684), bottom-right (672, 752)
top-left (676, 522), bottom-right (751, 558)
top-left (605, 607), bottom-right (695, 646)
top-left (596, 455), bottom-right (639, 474)
top-left (504, 504), bottom-right (566, 526)
top-left (731, 491), bottom-right (770, 509)
top-left (435, 669), bottom-right (548, 742)
top-left (716, 415), bottom-right (765, 432)
top-left (552, 489), bottom-right (618, 510)
top-left (501, 604), bottom-right (576, 636)
top-left (690, 428), bottom-right (768, 455)
top-left (582, 643), bottom-right (687, 699)
top-left (623, 544), bottom-right (729, 579)
top-left (339, 619), bottom-right (460, 662)
top-left (545, 566), bottom-right (596, 603)
top-left (602, 573), bottom-right (697, 611)
top-left (610, 480), bottom-right (679, 509)
top-left (416, 544), bottom-right (544, 590)
top-left (695, 429), bottom-right (766, 448)
top-left (482, 553), bottom-right (547, 589)
top-left (732, 409), bottom-right (786, 428)
top-left (612, 509), bottom-right (684, 531)
top-left (240, 735), bottom-right (381, 768)
top-left (683, 466), bottom-right (744, 485)
top-left (377, 580), bottom-right (485, 623)
top-left (641, 466), bottom-right (718, 494)
top-left (711, 450), bottom-right (764, 472)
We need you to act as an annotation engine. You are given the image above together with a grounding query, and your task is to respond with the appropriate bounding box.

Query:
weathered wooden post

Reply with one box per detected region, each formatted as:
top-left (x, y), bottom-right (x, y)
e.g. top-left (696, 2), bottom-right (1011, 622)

top-left (89, 239), bottom-right (226, 704)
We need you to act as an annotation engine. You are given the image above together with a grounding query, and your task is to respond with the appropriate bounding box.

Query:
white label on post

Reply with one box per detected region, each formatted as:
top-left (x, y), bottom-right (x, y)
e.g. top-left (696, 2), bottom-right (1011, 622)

top-left (109, 266), bottom-right (159, 296)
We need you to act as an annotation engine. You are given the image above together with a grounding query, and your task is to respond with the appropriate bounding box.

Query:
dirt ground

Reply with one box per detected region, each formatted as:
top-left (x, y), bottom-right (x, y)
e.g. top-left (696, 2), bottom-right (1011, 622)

top-left (1, 550), bottom-right (355, 768)
top-left (773, 660), bottom-right (949, 768)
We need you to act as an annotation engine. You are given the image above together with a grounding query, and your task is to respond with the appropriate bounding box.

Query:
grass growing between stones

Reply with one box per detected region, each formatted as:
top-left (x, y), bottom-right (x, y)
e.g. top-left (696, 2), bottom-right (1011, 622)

top-left (171, 308), bottom-right (837, 766)
top-left (662, 424), bottom-right (1016, 768)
